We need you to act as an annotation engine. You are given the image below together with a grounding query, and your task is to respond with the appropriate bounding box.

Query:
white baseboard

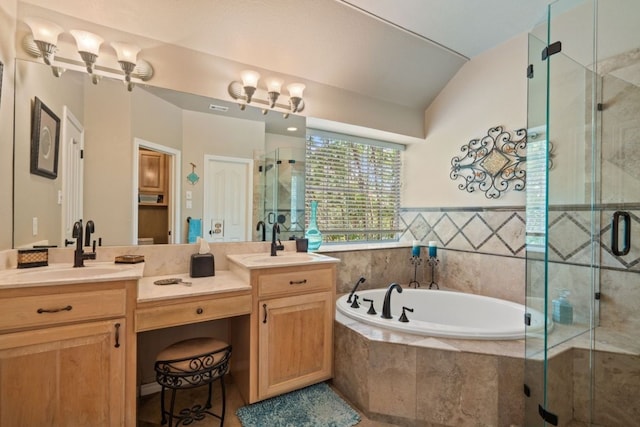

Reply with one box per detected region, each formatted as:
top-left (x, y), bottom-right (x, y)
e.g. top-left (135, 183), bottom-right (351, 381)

top-left (140, 382), bottom-right (162, 396)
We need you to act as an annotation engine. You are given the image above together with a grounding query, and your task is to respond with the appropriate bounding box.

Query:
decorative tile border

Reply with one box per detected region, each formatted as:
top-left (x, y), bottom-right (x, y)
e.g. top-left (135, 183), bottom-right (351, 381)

top-left (400, 205), bottom-right (640, 272)
top-left (400, 207), bottom-right (525, 258)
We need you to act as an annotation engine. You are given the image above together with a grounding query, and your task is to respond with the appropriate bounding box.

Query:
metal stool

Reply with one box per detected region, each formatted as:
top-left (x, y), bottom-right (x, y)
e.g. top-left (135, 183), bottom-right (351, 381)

top-left (154, 337), bottom-right (232, 426)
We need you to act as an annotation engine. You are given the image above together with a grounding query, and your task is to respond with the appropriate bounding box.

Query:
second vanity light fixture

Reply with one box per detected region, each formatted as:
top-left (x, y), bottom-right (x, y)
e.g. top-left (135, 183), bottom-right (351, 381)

top-left (23, 17), bottom-right (153, 91)
top-left (228, 70), bottom-right (305, 118)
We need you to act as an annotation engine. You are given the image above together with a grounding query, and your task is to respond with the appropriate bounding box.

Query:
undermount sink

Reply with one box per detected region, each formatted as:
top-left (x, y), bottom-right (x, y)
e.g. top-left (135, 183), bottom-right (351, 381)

top-left (244, 254), bottom-right (316, 264)
top-left (0, 263), bottom-right (142, 285)
top-left (226, 252), bottom-right (339, 269)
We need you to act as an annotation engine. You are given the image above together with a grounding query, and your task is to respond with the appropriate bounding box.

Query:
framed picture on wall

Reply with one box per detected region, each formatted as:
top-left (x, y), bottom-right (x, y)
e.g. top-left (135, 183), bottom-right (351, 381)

top-left (30, 97), bottom-right (61, 179)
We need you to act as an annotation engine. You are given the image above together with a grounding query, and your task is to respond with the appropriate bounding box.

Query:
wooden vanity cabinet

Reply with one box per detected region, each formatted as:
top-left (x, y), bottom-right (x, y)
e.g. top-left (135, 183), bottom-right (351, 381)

top-left (138, 149), bottom-right (167, 198)
top-left (0, 281), bottom-right (136, 427)
top-left (231, 263), bottom-right (336, 403)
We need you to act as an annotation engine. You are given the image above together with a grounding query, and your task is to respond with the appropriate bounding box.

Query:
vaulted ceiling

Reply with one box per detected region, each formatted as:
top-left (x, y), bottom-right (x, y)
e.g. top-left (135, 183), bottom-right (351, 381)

top-left (20, 0), bottom-right (549, 112)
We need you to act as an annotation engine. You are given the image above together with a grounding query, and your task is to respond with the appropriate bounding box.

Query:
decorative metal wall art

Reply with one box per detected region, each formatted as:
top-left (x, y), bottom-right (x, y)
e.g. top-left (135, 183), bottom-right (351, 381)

top-left (450, 126), bottom-right (527, 199)
top-left (186, 162), bottom-right (199, 185)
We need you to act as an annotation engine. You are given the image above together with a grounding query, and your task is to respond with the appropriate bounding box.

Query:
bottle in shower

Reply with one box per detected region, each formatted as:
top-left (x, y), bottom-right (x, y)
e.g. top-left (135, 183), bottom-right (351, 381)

top-left (552, 289), bottom-right (573, 325)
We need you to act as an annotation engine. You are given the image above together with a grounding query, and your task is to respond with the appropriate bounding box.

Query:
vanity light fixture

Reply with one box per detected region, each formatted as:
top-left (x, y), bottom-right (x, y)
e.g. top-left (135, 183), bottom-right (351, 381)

top-left (70, 30), bottom-right (103, 83)
top-left (23, 17), bottom-right (154, 90)
top-left (228, 70), bottom-right (306, 118)
top-left (240, 70), bottom-right (260, 104)
top-left (111, 42), bottom-right (141, 91)
top-left (24, 17), bottom-right (62, 66)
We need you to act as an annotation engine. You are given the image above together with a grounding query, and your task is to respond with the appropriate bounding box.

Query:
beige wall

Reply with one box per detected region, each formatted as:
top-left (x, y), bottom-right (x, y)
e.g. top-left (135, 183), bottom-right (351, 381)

top-left (402, 33), bottom-right (529, 208)
top-left (13, 60), bottom-right (84, 248)
top-left (0, 0), bottom-right (16, 250)
top-left (181, 110), bottom-right (265, 241)
top-left (83, 78), bottom-right (133, 245)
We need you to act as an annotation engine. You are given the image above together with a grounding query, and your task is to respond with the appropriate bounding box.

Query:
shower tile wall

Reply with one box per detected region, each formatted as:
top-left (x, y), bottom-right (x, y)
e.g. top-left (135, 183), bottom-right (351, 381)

top-left (399, 206), bottom-right (640, 320)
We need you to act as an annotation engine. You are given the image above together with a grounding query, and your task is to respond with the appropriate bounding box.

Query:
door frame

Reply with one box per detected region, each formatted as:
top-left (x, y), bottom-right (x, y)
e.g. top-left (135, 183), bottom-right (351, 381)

top-left (132, 138), bottom-right (182, 244)
top-left (60, 106), bottom-right (84, 247)
top-left (203, 154), bottom-right (253, 242)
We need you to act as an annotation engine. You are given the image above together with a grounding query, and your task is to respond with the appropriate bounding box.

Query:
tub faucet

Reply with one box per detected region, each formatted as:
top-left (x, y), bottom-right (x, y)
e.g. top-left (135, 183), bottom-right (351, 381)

top-left (72, 219), bottom-right (96, 268)
top-left (381, 282), bottom-right (403, 319)
top-left (347, 276), bottom-right (366, 303)
top-left (256, 221), bottom-right (266, 241)
top-left (270, 223), bottom-right (284, 256)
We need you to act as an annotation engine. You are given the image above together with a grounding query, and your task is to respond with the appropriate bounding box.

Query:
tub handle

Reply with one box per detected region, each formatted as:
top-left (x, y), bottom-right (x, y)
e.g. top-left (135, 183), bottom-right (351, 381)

top-left (350, 294), bottom-right (360, 309)
top-left (363, 298), bottom-right (376, 315)
top-left (399, 306), bottom-right (414, 323)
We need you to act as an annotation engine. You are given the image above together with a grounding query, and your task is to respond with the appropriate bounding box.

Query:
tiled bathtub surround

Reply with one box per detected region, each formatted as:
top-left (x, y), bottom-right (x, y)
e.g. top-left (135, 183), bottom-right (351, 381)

top-left (334, 312), bottom-right (525, 427)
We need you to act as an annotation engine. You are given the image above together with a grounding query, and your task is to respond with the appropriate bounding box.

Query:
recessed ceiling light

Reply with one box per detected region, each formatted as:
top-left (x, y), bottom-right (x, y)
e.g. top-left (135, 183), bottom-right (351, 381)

top-left (287, 127), bottom-right (298, 132)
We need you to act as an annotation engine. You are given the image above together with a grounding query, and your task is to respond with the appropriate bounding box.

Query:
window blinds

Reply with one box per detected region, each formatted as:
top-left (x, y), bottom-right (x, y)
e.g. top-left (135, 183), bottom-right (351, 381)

top-left (305, 132), bottom-right (402, 242)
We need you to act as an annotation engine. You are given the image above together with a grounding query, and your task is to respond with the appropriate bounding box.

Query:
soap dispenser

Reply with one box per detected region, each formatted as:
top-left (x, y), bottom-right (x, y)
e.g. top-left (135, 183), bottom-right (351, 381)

top-left (552, 289), bottom-right (573, 325)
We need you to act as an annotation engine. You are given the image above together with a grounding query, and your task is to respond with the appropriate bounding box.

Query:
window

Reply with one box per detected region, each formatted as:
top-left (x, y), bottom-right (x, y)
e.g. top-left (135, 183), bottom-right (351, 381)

top-left (305, 130), bottom-right (403, 243)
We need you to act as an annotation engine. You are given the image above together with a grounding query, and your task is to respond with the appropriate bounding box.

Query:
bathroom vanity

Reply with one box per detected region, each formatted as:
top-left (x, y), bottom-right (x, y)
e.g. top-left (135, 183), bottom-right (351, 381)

top-left (0, 264), bottom-right (142, 426)
top-left (227, 253), bottom-right (338, 403)
top-left (0, 250), bottom-right (338, 425)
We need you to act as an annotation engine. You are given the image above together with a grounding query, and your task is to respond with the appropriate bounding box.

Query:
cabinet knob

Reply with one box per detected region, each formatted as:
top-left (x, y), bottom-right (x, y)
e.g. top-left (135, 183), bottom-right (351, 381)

top-left (196, 307), bottom-right (204, 315)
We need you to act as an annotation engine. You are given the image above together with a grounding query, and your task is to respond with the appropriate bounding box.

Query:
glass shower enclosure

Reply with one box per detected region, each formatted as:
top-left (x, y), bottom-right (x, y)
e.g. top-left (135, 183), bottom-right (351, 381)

top-left (257, 147), bottom-right (306, 242)
top-left (525, 0), bottom-right (640, 425)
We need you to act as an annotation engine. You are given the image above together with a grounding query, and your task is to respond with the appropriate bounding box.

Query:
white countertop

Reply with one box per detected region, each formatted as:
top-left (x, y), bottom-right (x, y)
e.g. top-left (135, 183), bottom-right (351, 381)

top-left (226, 251), bottom-right (340, 269)
top-left (0, 262), bottom-right (145, 288)
top-left (137, 271), bottom-right (251, 303)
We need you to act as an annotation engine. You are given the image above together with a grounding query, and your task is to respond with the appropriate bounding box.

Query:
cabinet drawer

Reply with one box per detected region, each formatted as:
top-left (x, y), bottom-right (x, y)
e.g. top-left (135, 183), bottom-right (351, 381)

top-left (0, 289), bottom-right (126, 332)
top-left (258, 268), bottom-right (333, 298)
top-left (136, 294), bottom-right (252, 332)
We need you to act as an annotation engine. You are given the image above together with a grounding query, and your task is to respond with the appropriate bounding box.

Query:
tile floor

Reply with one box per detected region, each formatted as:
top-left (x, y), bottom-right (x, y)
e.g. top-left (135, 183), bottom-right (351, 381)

top-left (138, 378), bottom-right (397, 427)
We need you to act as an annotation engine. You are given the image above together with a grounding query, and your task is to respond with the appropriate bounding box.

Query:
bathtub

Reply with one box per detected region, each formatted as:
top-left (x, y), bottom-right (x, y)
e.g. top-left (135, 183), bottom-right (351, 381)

top-left (336, 288), bottom-right (547, 340)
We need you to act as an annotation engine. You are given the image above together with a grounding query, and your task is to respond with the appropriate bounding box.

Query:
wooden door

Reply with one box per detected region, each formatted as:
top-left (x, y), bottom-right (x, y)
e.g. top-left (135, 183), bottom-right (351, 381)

top-left (258, 292), bottom-right (332, 399)
top-left (0, 319), bottom-right (125, 427)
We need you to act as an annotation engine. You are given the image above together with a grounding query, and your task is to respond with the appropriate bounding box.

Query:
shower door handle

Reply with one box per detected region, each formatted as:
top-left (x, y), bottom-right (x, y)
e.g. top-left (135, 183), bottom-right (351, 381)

top-left (611, 211), bottom-right (631, 256)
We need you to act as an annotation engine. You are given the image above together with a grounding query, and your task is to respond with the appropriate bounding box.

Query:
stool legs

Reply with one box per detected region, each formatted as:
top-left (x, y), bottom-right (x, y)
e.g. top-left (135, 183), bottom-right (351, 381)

top-left (159, 380), bottom-right (226, 426)
top-left (220, 376), bottom-right (226, 425)
top-left (160, 386), bottom-right (167, 425)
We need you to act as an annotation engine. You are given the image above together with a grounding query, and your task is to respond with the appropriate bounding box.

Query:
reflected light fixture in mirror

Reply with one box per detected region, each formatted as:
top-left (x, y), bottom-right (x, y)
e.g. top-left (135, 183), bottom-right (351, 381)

top-left (228, 70), bottom-right (306, 118)
top-left (23, 17), bottom-right (153, 90)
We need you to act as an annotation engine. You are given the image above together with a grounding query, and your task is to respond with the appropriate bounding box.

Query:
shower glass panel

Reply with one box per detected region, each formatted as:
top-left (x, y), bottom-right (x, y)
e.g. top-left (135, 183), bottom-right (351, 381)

top-left (526, 1), bottom-right (640, 425)
top-left (260, 147), bottom-right (305, 241)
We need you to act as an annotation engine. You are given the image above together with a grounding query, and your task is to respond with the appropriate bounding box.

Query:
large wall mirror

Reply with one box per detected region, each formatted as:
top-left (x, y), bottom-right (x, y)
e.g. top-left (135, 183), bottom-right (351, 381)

top-left (13, 59), bottom-right (306, 248)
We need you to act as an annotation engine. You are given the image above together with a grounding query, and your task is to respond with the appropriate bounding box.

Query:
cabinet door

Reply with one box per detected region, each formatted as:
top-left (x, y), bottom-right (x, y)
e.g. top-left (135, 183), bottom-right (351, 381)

top-left (139, 149), bottom-right (166, 194)
top-left (0, 319), bottom-right (125, 427)
top-left (258, 292), bottom-right (332, 399)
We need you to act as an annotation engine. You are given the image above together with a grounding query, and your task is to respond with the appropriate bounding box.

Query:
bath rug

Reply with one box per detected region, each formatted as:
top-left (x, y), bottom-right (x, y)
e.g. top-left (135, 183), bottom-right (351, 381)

top-left (236, 382), bottom-right (361, 427)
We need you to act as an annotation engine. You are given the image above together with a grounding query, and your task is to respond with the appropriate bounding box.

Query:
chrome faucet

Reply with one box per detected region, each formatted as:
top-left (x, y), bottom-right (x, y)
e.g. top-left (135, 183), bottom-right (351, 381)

top-left (347, 276), bottom-right (366, 303)
top-left (256, 221), bottom-right (266, 242)
top-left (270, 223), bottom-right (284, 256)
top-left (381, 282), bottom-right (403, 319)
top-left (72, 219), bottom-right (96, 267)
